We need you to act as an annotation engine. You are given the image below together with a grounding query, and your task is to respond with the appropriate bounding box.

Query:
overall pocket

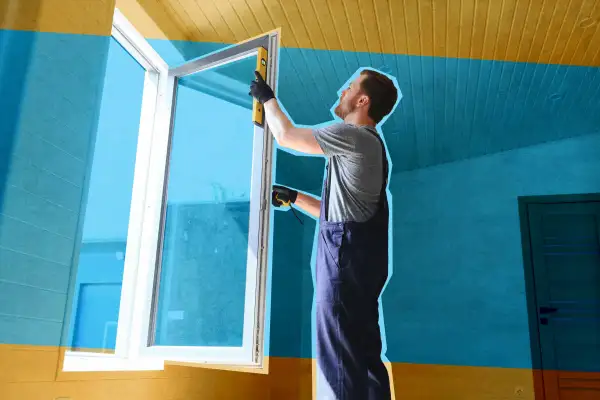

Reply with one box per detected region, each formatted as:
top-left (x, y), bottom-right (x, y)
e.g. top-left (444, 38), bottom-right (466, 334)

top-left (321, 226), bottom-right (345, 270)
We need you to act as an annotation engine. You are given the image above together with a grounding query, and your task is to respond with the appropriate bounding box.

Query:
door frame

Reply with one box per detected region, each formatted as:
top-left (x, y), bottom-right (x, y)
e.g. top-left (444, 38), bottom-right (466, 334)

top-left (517, 193), bottom-right (600, 399)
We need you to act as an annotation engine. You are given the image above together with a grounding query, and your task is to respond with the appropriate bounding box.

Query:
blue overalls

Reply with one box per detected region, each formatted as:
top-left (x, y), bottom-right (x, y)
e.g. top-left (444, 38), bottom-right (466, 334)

top-left (315, 131), bottom-right (391, 400)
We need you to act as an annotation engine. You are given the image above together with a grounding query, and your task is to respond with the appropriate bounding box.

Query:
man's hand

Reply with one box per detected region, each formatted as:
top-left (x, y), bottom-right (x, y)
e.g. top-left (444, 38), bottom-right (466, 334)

top-left (272, 185), bottom-right (298, 208)
top-left (250, 71), bottom-right (275, 105)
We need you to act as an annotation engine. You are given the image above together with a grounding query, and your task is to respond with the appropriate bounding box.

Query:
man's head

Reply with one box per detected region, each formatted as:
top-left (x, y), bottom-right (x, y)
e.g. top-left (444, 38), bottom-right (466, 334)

top-left (334, 69), bottom-right (398, 125)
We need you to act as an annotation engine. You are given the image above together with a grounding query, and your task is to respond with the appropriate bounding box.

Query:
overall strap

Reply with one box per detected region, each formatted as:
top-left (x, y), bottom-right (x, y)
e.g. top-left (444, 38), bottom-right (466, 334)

top-left (324, 159), bottom-right (332, 222)
top-left (366, 127), bottom-right (389, 203)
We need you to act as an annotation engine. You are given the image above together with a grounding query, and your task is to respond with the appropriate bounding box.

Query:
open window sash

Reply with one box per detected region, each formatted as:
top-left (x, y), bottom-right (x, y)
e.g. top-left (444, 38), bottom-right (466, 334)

top-left (126, 34), bottom-right (278, 368)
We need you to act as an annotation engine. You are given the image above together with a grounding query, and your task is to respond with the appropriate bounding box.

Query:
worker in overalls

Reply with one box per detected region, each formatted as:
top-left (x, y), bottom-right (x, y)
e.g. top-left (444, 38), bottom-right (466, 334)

top-left (250, 68), bottom-right (398, 399)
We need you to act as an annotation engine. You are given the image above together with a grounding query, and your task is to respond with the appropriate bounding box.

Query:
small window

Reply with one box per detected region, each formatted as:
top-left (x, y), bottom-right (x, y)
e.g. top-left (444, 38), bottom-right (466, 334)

top-left (63, 8), bottom-right (278, 372)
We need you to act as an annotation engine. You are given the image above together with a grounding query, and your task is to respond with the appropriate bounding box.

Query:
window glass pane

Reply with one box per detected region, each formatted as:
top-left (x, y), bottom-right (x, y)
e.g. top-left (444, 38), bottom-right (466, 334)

top-left (67, 37), bottom-right (145, 352)
top-left (153, 55), bottom-right (258, 347)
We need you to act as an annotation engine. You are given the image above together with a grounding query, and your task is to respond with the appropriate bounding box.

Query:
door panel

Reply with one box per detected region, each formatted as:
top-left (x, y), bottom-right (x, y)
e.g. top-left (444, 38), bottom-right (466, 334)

top-left (527, 201), bottom-right (600, 400)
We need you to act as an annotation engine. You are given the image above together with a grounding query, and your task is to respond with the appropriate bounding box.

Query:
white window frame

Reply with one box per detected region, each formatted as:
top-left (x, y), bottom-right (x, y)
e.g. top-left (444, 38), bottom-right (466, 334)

top-left (63, 8), bottom-right (278, 372)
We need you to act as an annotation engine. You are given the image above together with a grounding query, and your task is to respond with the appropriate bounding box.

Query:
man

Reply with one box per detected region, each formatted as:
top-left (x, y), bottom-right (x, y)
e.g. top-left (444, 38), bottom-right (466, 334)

top-left (250, 68), bottom-right (398, 400)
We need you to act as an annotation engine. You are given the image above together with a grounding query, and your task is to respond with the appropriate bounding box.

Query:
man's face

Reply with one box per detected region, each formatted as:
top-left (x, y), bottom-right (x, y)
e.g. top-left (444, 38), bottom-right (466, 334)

top-left (334, 75), bottom-right (366, 119)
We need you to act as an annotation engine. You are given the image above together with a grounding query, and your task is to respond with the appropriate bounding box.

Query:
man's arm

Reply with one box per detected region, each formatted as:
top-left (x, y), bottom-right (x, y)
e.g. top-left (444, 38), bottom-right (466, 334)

top-left (263, 99), bottom-right (323, 155)
top-left (250, 71), bottom-right (323, 155)
top-left (294, 192), bottom-right (321, 219)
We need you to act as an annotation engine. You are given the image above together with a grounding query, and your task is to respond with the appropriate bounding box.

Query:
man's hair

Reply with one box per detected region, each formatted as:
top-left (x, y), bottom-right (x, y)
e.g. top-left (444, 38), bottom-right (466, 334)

top-left (359, 69), bottom-right (398, 124)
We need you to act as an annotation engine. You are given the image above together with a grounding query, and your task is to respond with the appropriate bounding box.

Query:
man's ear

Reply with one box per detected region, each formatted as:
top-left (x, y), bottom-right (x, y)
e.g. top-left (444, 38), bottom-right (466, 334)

top-left (357, 94), bottom-right (370, 108)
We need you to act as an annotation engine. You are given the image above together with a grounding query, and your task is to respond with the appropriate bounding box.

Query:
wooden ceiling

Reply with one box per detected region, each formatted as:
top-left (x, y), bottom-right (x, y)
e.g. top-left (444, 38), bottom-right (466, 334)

top-left (120, 0), bottom-right (600, 66)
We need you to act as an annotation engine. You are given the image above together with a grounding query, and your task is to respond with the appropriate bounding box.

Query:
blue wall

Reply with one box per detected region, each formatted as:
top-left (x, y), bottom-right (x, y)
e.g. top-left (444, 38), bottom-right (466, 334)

top-left (0, 31), bottom-right (109, 346)
top-left (270, 132), bottom-right (600, 368)
top-left (2, 30), bottom-right (600, 373)
top-left (384, 133), bottom-right (600, 368)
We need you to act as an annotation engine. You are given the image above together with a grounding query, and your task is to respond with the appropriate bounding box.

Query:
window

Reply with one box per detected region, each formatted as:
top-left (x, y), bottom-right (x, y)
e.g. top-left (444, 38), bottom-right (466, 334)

top-left (63, 8), bottom-right (278, 372)
top-left (65, 34), bottom-right (145, 355)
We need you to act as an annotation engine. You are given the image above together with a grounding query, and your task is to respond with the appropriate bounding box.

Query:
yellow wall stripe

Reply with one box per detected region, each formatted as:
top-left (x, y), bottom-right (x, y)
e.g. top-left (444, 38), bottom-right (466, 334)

top-left (270, 358), bottom-right (534, 400)
top-left (1, 344), bottom-right (538, 399)
top-left (392, 363), bottom-right (534, 400)
top-left (0, 0), bottom-right (115, 36)
top-left (0, 345), bottom-right (268, 399)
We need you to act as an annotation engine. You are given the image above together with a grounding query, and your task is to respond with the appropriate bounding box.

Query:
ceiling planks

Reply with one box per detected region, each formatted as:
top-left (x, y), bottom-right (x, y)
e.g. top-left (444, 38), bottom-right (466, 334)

top-left (122, 0), bottom-right (600, 66)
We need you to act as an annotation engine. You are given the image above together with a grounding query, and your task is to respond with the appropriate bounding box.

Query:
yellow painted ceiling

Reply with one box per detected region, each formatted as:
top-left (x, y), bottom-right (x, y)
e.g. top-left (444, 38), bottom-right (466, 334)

top-left (120, 0), bottom-right (600, 66)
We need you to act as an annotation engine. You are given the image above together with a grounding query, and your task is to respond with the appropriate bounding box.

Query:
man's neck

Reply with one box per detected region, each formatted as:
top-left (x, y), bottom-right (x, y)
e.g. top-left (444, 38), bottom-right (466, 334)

top-left (343, 113), bottom-right (376, 128)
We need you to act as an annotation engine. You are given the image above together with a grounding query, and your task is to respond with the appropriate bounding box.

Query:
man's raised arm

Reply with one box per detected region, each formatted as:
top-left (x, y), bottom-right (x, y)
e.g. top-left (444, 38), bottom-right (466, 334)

top-left (250, 72), bottom-right (323, 155)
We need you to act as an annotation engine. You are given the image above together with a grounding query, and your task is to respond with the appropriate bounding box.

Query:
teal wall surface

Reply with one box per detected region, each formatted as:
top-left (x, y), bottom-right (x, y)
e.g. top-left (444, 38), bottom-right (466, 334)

top-left (270, 132), bottom-right (600, 368)
top-left (1, 31), bottom-right (600, 374)
top-left (0, 30), bottom-right (109, 346)
top-left (384, 132), bottom-right (600, 368)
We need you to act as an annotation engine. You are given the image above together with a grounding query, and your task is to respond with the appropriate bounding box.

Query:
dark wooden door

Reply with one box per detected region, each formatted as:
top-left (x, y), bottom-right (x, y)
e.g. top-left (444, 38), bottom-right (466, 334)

top-left (523, 200), bottom-right (600, 400)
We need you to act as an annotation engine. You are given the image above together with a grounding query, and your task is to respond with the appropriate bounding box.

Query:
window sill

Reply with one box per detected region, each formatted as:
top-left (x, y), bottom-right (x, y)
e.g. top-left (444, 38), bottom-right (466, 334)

top-left (165, 356), bottom-right (269, 375)
top-left (62, 351), bottom-right (165, 372)
top-left (59, 351), bottom-right (268, 376)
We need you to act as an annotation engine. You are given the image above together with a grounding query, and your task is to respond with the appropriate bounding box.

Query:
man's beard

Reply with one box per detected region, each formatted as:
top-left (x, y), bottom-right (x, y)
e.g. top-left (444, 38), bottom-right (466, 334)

top-left (335, 101), bottom-right (354, 119)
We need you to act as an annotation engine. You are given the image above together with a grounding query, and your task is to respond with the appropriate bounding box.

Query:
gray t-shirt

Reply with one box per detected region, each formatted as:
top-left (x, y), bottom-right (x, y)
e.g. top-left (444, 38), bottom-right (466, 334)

top-left (312, 122), bottom-right (385, 223)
